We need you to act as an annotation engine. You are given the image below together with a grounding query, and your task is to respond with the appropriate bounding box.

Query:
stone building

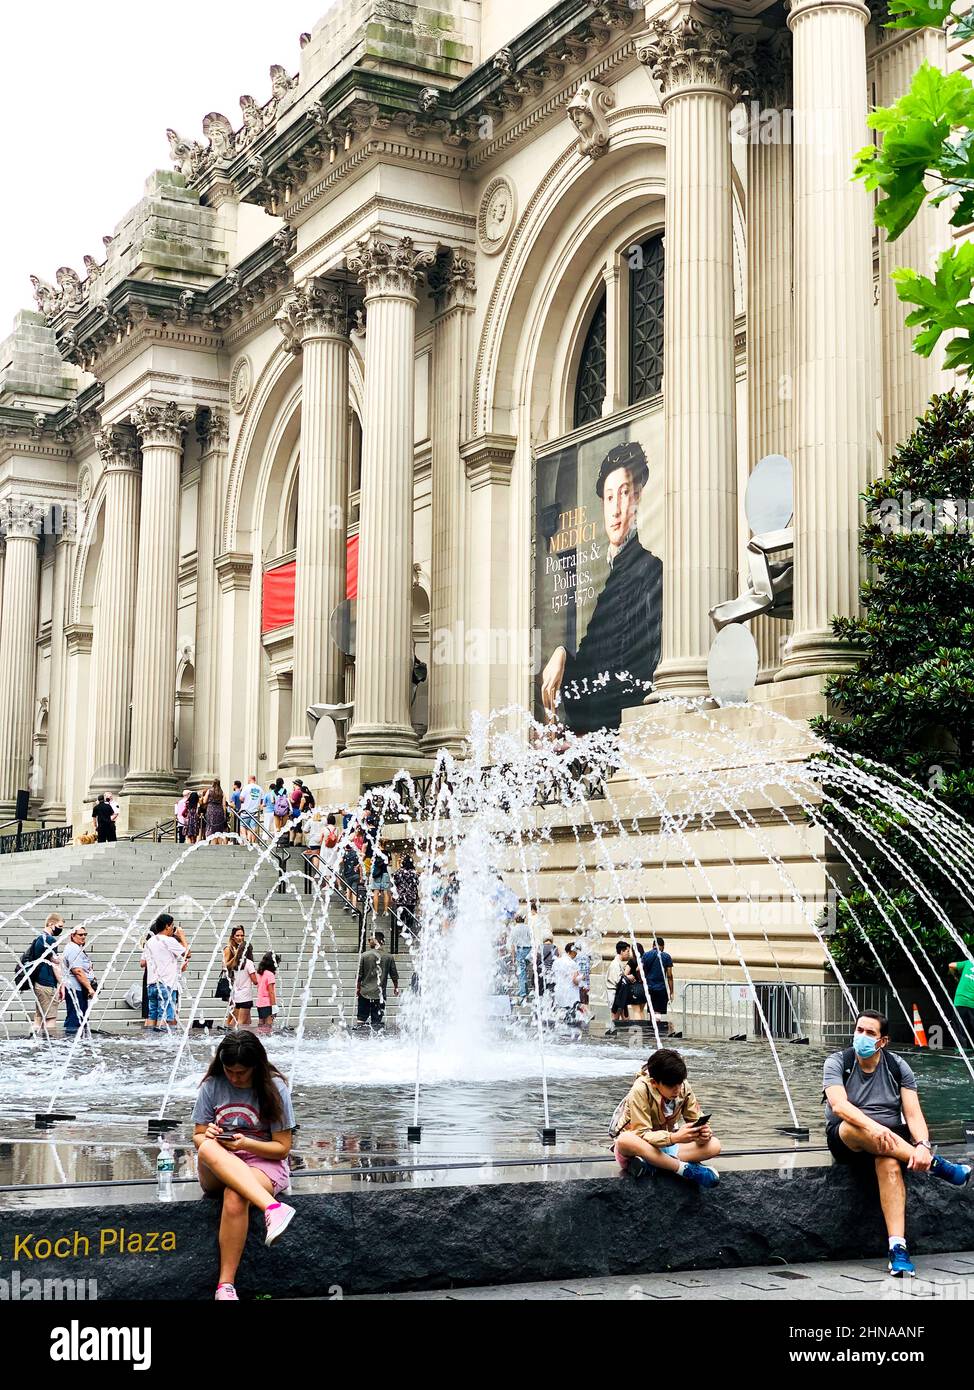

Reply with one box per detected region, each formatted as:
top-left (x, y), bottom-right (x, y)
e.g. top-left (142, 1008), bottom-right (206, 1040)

top-left (0, 0), bottom-right (957, 885)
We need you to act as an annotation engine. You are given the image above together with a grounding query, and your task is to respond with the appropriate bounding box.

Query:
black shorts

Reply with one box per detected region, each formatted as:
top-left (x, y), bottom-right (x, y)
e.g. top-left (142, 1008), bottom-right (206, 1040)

top-left (357, 996), bottom-right (385, 1026)
top-left (649, 988), bottom-right (668, 1017)
top-left (826, 1120), bottom-right (911, 1165)
top-left (257, 1006), bottom-right (273, 1021)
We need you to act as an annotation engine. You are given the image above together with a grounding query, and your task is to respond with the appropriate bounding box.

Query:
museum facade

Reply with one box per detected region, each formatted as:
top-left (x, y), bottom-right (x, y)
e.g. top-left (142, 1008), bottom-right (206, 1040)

top-left (0, 0), bottom-right (959, 836)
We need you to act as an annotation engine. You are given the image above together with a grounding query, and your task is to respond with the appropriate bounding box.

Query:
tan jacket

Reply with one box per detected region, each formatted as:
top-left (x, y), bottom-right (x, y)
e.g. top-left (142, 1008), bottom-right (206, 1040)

top-left (622, 1072), bottom-right (702, 1147)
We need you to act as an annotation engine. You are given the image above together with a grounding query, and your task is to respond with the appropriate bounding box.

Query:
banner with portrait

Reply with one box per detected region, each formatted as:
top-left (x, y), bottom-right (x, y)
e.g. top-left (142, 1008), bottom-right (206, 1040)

top-left (533, 415), bottom-right (664, 733)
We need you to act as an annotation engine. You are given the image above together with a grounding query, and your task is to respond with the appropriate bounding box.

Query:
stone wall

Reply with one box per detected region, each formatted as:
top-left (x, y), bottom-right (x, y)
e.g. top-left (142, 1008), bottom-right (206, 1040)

top-left (1, 1165), bottom-right (971, 1299)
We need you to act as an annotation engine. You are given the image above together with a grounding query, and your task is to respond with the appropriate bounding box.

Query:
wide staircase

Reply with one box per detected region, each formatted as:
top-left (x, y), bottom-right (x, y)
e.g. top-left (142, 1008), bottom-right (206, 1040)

top-left (0, 841), bottom-right (410, 1035)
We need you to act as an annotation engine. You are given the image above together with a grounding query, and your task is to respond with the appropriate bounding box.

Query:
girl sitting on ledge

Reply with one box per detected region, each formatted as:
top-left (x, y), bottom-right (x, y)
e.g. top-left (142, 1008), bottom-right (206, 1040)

top-left (192, 1030), bottom-right (296, 1301)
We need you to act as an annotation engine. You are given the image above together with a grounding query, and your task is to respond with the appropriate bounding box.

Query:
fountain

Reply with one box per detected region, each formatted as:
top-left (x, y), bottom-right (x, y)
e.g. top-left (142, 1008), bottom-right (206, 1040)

top-left (0, 702), bottom-right (972, 1295)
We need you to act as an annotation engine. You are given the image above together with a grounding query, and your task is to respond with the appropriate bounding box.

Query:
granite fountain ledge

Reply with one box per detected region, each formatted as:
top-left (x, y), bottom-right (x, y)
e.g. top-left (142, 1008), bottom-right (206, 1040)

top-left (1, 1166), bottom-right (972, 1299)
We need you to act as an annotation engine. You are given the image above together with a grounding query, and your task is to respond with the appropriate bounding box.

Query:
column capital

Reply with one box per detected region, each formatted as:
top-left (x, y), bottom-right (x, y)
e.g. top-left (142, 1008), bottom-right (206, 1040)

top-left (196, 408), bottom-right (231, 455)
top-left (751, 30), bottom-right (792, 108)
top-left (346, 235), bottom-right (437, 300)
top-left (0, 495), bottom-right (46, 540)
top-left (787, 0), bottom-right (871, 28)
top-left (429, 247), bottom-right (477, 315)
top-left (130, 400), bottom-right (195, 447)
top-left (639, 12), bottom-right (757, 102)
top-left (94, 424), bottom-right (140, 473)
top-left (275, 279), bottom-right (351, 355)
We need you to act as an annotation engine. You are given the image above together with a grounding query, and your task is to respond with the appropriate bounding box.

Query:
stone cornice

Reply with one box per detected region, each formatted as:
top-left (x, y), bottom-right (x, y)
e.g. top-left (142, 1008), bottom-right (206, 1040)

top-left (292, 196), bottom-right (475, 281)
top-left (461, 433), bottom-right (517, 490)
top-left (172, 2), bottom-right (635, 216)
top-left (215, 549), bottom-right (253, 593)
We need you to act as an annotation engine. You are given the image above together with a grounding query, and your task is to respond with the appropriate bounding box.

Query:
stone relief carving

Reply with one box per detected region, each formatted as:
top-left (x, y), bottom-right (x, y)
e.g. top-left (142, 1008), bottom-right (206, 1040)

top-left (566, 80), bottom-right (615, 159)
top-left (202, 112), bottom-right (235, 161)
top-left (477, 175), bottom-right (516, 256)
top-left (230, 356), bottom-right (253, 413)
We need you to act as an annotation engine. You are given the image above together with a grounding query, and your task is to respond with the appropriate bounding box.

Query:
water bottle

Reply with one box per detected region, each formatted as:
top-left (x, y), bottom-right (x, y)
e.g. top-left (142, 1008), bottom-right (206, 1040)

top-left (157, 1142), bottom-right (175, 1201)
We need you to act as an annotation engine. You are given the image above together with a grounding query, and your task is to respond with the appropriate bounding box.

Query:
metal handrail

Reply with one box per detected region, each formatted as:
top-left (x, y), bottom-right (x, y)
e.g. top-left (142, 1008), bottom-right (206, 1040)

top-left (225, 807), bottom-right (364, 931)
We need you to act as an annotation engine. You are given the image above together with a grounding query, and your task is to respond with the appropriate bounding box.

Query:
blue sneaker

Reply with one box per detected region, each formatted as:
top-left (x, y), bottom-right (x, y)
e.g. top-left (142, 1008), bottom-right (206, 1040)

top-left (930, 1155), bottom-right (972, 1187)
top-left (681, 1162), bottom-right (719, 1189)
top-left (888, 1244), bottom-right (916, 1277)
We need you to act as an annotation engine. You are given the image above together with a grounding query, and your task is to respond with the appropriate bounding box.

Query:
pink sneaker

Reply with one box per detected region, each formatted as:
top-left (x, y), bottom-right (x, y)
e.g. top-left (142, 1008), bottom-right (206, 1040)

top-left (214, 1283), bottom-right (239, 1301)
top-left (263, 1201), bottom-right (295, 1247)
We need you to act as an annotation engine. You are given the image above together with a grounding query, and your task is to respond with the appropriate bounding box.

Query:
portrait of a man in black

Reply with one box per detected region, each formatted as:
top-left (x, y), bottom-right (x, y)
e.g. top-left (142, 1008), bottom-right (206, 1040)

top-left (540, 440), bottom-right (662, 734)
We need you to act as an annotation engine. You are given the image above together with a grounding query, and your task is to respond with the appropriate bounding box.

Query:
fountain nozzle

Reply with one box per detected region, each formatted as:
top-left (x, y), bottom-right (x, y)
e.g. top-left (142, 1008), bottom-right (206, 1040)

top-left (541, 1127), bottom-right (557, 1146)
top-left (406, 1125), bottom-right (422, 1143)
top-left (35, 1112), bottom-right (75, 1129)
top-left (779, 1126), bottom-right (810, 1141)
top-left (148, 1118), bottom-right (180, 1137)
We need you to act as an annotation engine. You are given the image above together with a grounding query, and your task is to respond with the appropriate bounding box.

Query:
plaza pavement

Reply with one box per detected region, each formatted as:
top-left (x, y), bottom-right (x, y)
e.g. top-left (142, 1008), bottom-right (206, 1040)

top-left (345, 1250), bottom-right (974, 1300)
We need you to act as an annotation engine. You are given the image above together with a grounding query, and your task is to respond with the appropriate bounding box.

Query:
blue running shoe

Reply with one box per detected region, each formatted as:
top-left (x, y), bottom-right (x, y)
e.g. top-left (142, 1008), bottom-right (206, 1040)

top-left (681, 1162), bottom-right (719, 1189)
top-left (888, 1244), bottom-right (916, 1277)
top-left (930, 1154), bottom-right (972, 1187)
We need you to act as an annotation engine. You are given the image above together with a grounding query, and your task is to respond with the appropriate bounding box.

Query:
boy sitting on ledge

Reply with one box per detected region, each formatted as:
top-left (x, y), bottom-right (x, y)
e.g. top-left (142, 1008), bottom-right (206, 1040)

top-left (611, 1048), bottom-right (721, 1188)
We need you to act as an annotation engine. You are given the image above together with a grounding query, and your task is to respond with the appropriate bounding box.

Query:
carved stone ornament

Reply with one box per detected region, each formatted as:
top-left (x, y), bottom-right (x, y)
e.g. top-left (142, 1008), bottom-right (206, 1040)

top-left (566, 79), bottom-right (616, 159)
top-left (429, 248), bottom-right (477, 311)
top-left (638, 13), bottom-right (758, 101)
top-left (230, 356), bottom-right (253, 414)
top-left (197, 409), bottom-right (230, 453)
top-left (77, 466), bottom-right (93, 513)
top-left (94, 425), bottom-right (140, 472)
top-left (275, 281), bottom-right (349, 354)
top-left (477, 175), bottom-right (517, 256)
top-left (0, 496), bottom-right (47, 539)
top-left (345, 236), bottom-right (437, 298)
top-left (130, 400), bottom-right (195, 447)
top-left (202, 112), bottom-right (235, 162)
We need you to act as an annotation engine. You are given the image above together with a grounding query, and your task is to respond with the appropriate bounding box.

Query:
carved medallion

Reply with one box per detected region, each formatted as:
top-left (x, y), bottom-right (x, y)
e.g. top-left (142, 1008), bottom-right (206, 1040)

top-left (230, 355), bottom-right (253, 414)
top-left (478, 176), bottom-right (516, 257)
top-left (78, 465), bottom-right (92, 513)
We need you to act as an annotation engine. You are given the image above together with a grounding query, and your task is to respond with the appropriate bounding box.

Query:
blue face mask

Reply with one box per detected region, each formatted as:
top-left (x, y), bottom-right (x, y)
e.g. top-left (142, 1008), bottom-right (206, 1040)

top-left (853, 1033), bottom-right (878, 1059)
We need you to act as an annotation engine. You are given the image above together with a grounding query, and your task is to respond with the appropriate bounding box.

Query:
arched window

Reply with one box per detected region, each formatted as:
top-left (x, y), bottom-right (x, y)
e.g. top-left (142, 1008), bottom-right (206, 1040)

top-left (629, 234), bottom-right (665, 404)
top-left (573, 292), bottom-right (607, 429)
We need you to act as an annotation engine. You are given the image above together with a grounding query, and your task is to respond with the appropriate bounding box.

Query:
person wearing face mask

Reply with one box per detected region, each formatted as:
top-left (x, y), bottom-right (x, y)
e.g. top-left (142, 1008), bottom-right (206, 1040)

top-left (823, 1009), bottom-right (972, 1278)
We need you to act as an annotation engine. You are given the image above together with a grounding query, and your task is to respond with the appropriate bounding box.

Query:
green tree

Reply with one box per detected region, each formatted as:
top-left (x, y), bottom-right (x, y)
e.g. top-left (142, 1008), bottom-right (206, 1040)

top-left (853, 4), bottom-right (974, 373)
top-left (812, 391), bottom-right (974, 983)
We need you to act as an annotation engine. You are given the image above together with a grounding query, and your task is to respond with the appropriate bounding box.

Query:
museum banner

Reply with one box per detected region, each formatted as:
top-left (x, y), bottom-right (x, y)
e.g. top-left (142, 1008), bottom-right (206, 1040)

top-left (533, 417), bottom-right (663, 734)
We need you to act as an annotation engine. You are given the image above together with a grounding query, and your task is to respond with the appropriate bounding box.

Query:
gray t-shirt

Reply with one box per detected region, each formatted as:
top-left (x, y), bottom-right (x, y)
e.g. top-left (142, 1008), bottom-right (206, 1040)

top-left (823, 1050), bottom-right (917, 1128)
top-left (62, 942), bottom-right (93, 993)
top-left (192, 1075), bottom-right (295, 1140)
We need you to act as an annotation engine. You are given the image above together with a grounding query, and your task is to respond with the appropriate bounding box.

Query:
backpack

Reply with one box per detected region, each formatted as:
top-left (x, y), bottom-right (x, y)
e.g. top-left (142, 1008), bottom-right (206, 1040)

top-left (14, 935), bottom-right (44, 991)
top-left (608, 1095), bottom-right (630, 1140)
top-left (325, 827), bottom-right (339, 849)
top-left (274, 792), bottom-right (290, 817)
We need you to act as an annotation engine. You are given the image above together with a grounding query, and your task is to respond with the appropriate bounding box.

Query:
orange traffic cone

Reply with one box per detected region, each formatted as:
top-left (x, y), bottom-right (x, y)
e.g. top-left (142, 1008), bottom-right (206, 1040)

top-left (912, 1003), bottom-right (928, 1048)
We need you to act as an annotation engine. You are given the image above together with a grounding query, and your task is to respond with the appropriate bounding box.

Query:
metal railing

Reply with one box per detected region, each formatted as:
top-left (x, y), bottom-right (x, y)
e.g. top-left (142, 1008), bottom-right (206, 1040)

top-left (0, 823), bottom-right (73, 855)
top-left (679, 980), bottom-right (892, 1045)
top-left (362, 760), bottom-right (606, 824)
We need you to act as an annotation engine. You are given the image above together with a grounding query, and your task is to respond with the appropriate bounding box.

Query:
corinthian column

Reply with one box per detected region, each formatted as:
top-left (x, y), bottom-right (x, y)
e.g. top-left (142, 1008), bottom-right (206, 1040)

top-left (0, 498), bottom-right (42, 807)
top-left (191, 409), bottom-right (229, 787)
top-left (123, 401), bottom-right (193, 798)
top-left (746, 33), bottom-right (794, 680)
top-left (277, 280), bottom-right (351, 769)
top-left (874, 23), bottom-right (952, 450)
top-left (40, 520), bottom-right (73, 819)
top-left (640, 13), bottom-right (753, 696)
top-left (343, 235), bottom-right (435, 759)
top-left (778, 0), bottom-right (875, 679)
top-left (424, 249), bottom-right (475, 755)
top-left (89, 426), bottom-right (141, 795)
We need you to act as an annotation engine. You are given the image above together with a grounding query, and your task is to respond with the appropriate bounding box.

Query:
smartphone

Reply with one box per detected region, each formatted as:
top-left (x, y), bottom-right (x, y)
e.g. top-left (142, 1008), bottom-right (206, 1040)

top-left (692, 1113), bottom-right (712, 1127)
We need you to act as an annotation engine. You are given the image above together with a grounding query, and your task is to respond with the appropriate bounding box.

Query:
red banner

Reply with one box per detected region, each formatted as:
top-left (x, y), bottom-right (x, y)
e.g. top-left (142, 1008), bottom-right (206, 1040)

top-left (261, 560), bottom-right (296, 633)
top-left (346, 535), bottom-right (358, 600)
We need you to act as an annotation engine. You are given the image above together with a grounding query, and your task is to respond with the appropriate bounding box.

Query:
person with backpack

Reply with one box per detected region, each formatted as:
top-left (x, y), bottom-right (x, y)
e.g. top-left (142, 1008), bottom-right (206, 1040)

top-left (272, 781), bottom-right (290, 836)
top-left (24, 913), bottom-right (65, 1038)
top-left (611, 1048), bottom-right (721, 1187)
top-left (823, 1009), bottom-right (972, 1277)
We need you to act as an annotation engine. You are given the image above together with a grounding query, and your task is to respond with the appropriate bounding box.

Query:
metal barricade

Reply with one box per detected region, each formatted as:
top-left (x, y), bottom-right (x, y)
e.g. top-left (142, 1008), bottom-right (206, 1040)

top-left (680, 980), bottom-right (891, 1044)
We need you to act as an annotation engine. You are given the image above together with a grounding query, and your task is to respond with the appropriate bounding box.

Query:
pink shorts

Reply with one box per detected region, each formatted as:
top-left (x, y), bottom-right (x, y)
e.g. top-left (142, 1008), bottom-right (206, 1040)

top-left (201, 1148), bottom-right (291, 1196)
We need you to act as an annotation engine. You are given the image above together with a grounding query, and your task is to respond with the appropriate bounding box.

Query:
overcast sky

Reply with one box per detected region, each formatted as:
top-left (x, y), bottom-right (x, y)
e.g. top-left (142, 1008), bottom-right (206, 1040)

top-left (1, 0), bottom-right (330, 335)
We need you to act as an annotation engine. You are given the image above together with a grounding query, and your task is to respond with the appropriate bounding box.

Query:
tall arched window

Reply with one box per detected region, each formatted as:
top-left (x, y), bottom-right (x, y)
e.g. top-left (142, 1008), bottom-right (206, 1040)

top-left (573, 292), bottom-right (607, 428)
top-left (629, 234), bottom-right (665, 404)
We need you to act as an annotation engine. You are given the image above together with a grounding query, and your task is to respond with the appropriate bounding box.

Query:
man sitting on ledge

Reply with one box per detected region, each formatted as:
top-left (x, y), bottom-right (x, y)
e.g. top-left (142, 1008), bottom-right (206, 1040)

top-left (612, 1048), bottom-right (721, 1188)
top-left (824, 1009), bottom-right (971, 1278)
